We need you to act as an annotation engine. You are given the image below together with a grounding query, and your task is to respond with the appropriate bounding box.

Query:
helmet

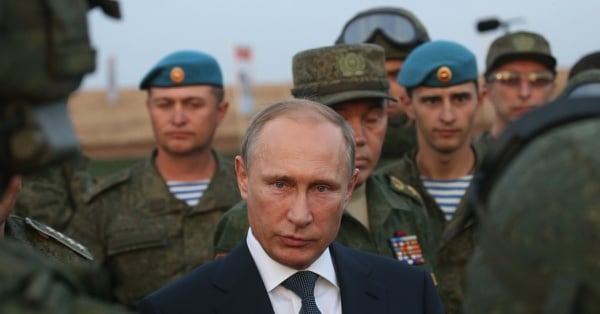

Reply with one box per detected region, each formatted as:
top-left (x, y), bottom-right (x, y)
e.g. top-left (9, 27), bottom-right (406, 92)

top-left (0, 0), bottom-right (120, 191)
top-left (465, 97), bottom-right (600, 313)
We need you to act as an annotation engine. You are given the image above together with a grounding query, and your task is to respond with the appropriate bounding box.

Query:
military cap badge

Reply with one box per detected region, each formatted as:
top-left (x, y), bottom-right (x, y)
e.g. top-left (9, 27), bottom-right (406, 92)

top-left (338, 52), bottom-right (366, 77)
top-left (170, 66), bottom-right (185, 84)
top-left (437, 66), bottom-right (452, 83)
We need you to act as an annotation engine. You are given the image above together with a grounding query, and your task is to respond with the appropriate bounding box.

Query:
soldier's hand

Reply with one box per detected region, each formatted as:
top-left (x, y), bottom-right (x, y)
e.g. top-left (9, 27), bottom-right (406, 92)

top-left (1, 176), bottom-right (22, 224)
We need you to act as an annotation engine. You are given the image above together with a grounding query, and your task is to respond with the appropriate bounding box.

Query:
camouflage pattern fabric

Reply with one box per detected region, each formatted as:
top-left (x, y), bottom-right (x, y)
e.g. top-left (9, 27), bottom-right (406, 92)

top-left (13, 153), bottom-right (95, 231)
top-left (376, 145), bottom-right (486, 314)
top-left (65, 150), bottom-right (241, 307)
top-left (215, 172), bottom-right (439, 275)
top-left (4, 215), bottom-right (93, 266)
top-left (0, 239), bottom-right (131, 314)
top-left (377, 116), bottom-right (417, 168)
top-left (464, 115), bottom-right (600, 313)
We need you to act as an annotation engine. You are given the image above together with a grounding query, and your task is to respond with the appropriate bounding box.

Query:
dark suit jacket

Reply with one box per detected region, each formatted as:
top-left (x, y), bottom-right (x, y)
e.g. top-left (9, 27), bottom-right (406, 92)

top-left (138, 241), bottom-right (444, 314)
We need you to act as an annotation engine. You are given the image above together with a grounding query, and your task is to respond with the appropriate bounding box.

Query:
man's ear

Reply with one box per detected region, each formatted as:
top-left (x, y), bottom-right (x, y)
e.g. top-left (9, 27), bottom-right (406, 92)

top-left (344, 168), bottom-right (360, 206)
top-left (216, 101), bottom-right (229, 125)
top-left (234, 156), bottom-right (248, 200)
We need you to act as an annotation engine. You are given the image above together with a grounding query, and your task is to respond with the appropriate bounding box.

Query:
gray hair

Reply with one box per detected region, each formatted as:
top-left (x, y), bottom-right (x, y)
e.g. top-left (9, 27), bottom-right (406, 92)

top-left (240, 98), bottom-right (356, 178)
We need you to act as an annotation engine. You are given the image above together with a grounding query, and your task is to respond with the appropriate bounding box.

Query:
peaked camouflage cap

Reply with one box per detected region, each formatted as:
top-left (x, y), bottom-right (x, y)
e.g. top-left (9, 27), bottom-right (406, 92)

top-left (485, 31), bottom-right (556, 75)
top-left (291, 44), bottom-right (394, 106)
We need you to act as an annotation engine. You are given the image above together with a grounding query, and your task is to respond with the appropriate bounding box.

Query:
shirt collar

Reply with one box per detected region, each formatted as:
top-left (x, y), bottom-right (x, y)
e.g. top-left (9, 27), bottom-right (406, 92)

top-left (246, 227), bottom-right (338, 292)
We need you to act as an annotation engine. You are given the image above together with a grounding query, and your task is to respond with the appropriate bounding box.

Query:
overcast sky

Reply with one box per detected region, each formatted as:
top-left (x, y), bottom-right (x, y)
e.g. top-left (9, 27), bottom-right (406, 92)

top-left (81, 0), bottom-right (600, 90)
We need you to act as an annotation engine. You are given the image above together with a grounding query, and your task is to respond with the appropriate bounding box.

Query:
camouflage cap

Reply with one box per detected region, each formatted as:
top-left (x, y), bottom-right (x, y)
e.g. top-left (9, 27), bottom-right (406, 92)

top-left (335, 7), bottom-right (430, 60)
top-left (559, 69), bottom-right (600, 99)
top-left (139, 50), bottom-right (223, 90)
top-left (485, 31), bottom-right (556, 75)
top-left (291, 44), bottom-right (393, 106)
top-left (398, 40), bottom-right (478, 89)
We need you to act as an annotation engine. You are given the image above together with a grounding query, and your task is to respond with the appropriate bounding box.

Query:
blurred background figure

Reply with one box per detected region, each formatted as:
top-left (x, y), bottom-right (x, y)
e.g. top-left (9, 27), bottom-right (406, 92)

top-left (0, 0), bottom-right (132, 313)
top-left (335, 7), bottom-right (430, 167)
top-left (464, 96), bottom-right (600, 313)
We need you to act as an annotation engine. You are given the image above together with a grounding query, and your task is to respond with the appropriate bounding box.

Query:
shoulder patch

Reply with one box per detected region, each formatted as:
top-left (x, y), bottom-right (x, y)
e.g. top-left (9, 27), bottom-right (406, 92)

top-left (84, 168), bottom-right (132, 204)
top-left (25, 218), bottom-right (93, 261)
top-left (390, 175), bottom-right (423, 203)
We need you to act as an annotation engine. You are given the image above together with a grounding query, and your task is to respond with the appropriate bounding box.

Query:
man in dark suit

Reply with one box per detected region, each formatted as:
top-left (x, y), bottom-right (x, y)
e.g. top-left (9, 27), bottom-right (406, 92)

top-left (138, 99), bottom-right (444, 314)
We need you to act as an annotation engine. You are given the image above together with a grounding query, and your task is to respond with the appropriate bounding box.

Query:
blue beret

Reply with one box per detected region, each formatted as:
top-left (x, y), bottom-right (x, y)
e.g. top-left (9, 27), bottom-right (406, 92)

top-left (398, 40), bottom-right (478, 88)
top-left (139, 50), bottom-right (223, 89)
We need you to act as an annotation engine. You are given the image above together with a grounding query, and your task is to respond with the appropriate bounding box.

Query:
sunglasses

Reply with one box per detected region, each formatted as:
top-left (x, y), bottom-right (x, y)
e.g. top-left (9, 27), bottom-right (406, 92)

top-left (487, 71), bottom-right (555, 88)
top-left (336, 12), bottom-right (427, 47)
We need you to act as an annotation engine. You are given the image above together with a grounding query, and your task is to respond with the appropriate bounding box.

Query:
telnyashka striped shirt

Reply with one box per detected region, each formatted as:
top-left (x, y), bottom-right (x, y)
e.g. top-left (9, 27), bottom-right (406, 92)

top-left (167, 180), bottom-right (210, 207)
top-left (422, 175), bottom-right (473, 221)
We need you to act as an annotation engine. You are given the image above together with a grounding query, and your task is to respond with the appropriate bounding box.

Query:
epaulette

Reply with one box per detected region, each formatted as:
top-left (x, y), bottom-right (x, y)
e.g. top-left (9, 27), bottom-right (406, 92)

top-left (25, 217), bottom-right (93, 261)
top-left (389, 175), bottom-right (424, 204)
top-left (83, 168), bottom-right (132, 204)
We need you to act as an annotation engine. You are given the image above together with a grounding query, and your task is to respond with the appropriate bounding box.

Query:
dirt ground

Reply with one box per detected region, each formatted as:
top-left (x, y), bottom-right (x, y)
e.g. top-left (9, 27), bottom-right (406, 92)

top-left (70, 71), bottom-right (568, 160)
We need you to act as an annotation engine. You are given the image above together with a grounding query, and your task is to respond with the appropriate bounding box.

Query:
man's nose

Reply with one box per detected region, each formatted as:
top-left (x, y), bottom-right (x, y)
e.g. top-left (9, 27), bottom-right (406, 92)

top-left (287, 192), bottom-right (313, 227)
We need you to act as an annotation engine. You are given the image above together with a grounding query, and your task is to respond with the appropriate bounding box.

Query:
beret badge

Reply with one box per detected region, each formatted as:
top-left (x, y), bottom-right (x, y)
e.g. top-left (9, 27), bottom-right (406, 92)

top-left (437, 66), bottom-right (452, 84)
top-left (170, 66), bottom-right (185, 84)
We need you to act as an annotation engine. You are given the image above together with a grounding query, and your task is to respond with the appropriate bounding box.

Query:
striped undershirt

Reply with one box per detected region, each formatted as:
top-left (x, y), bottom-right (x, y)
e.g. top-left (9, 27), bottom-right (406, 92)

top-left (167, 180), bottom-right (210, 207)
top-left (422, 175), bottom-right (473, 221)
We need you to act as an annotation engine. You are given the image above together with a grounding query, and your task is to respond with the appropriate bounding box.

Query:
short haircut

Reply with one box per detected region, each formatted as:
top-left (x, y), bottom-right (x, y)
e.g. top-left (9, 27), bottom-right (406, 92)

top-left (240, 98), bottom-right (356, 178)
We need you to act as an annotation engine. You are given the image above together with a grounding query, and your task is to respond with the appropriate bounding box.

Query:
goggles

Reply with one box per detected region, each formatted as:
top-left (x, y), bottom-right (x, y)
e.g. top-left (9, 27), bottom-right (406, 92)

top-left (487, 70), bottom-right (555, 88)
top-left (337, 11), bottom-right (427, 47)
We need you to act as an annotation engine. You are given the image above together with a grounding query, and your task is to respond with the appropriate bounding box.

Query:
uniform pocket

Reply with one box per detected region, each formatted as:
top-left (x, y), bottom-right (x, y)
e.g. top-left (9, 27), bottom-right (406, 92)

top-left (106, 232), bottom-right (168, 256)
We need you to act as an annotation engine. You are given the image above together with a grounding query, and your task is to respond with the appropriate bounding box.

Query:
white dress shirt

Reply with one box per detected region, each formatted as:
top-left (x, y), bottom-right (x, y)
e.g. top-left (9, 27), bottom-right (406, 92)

top-left (246, 228), bottom-right (342, 314)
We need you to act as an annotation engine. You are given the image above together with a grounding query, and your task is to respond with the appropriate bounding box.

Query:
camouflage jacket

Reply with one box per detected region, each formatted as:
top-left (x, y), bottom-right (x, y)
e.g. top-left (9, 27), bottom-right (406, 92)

top-left (214, 172), bottom-right (439, 274)
top-left (0, 239), bottom-right (131, 314)
top-left (5, 214), bottom-right (93, 266)
top-left (377, 115), bottom-right (418, 169)
top-left (13, 153), bottom-right (96, 231)
top-left (376, 145), bottom-right (486, 314)
top-left (65, 150), bottom-right (241, 307)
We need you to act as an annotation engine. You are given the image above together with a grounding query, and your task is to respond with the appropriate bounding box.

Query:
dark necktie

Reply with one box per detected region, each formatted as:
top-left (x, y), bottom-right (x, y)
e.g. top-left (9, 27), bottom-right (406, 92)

top-left (281, 271), bottom-right (322, 314)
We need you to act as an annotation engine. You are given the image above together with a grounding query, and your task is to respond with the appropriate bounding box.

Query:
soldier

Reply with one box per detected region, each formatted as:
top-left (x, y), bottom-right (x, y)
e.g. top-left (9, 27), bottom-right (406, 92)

top-left (0, 0), bottom-right (132, 312)
top-left (376, 40), bottom-right (484, 313)
top-left (463, 97), bottom-right (600, 313)
top-left (215, 44), bottom-right (439, 276)
top-left (477, 31), bottom-right (557, 146)
top-left (65, 50), bottom-right (242, 307)
top-left (13, 151), bottom-right (96, 231)
top-left (335, 7), bottom-right (430, 167)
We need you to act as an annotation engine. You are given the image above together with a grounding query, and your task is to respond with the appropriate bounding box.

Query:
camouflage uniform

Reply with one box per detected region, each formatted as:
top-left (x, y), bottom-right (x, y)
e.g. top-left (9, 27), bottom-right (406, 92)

top-left (377, 145), bottom-right (486, 314)
top-left (215, 172), bottom-right (439, 274)
top-left (13, 152), bottom-right (95, 231)
top-left (5, 214), bottom-right (93, 266)
top-left (464, 98), bottom-right (600, 313)
top-left (0, 239), bottom-right (131, 314)
top-left (65, 151), bottom-right (241, 307)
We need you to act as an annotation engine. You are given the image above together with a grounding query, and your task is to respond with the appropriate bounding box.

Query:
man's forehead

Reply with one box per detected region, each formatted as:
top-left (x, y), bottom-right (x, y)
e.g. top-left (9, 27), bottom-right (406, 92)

top-left (414, 82), bottom-right (476, 95)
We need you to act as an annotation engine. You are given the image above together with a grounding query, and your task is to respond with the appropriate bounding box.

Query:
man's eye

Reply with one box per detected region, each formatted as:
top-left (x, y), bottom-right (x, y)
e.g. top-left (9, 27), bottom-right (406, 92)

top-left (273, 182), bottom-right (286, 189)
top-left (315, 185), bottom-right (329, 192)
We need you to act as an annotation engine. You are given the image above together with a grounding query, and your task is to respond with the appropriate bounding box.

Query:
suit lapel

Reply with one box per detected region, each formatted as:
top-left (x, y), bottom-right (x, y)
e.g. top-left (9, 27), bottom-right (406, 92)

top-left (331, 243), bottom-right (386, 314)
top-left (210, 242), bottom-right (275, 314)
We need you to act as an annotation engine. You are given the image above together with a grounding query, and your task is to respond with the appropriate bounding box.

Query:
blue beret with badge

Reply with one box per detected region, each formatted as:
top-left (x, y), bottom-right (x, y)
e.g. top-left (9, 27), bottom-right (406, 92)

top-left (398, 40), bottom-right (478, 89)
top-left (139, 50), bottom-right (223, 89)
